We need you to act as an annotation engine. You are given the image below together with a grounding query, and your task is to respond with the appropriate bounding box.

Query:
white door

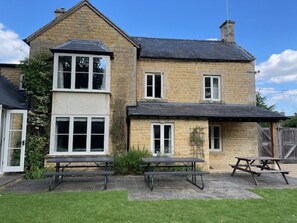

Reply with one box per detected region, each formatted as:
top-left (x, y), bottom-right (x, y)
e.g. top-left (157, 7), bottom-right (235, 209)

top-left (3, 110), bottom-right (27, 172)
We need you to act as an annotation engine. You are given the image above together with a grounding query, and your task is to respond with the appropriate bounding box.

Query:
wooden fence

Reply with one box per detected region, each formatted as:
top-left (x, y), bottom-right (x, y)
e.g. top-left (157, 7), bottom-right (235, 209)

top-left (258, 127), bottom-right (297, 162)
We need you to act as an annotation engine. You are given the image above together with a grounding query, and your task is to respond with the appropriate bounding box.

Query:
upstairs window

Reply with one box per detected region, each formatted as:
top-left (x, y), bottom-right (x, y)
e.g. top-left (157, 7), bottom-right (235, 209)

top-left (204, 76), bottom-right (221, 101)
top-left (145, 72), bottom-right (163, 99)
top-left (54, 53), bottom-right (110, 92)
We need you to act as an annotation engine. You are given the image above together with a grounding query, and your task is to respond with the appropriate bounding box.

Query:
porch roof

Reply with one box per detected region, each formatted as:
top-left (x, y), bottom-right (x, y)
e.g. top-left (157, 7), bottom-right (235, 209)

top-left (51, 40), bottom-right (114, 58)
top-left (0, 75), bottom-right (27, 109)
top-left (127, 102), bottom-right (287, 122)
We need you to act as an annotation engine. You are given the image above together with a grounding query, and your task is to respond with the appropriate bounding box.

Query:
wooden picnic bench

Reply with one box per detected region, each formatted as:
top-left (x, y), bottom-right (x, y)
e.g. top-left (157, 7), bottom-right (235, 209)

top-left (141, 157), bottom-right (209, 191)
top-left (230, 156), bottom-right (289, 186)
top-left (43, 156), bottom-right (114, 191)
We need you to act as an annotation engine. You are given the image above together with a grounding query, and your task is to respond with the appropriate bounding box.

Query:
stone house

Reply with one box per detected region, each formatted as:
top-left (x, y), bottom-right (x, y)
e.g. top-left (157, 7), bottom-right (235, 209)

top-left (1, 0), bottom-right (286, 172)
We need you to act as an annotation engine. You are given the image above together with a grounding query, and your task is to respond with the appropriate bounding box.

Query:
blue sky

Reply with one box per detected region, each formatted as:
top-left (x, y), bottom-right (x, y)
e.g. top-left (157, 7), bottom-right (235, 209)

top-left (0, 0), bottom-right (296, 115)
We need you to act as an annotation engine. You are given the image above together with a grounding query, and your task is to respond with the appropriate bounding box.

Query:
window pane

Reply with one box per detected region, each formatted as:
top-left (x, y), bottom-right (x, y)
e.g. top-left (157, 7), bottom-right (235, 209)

top-left (147, 86), bottom-right (153, 97)
top-left (57, 135), bottom-right (69, 152)
top-left (56, 118), bottom-right (69, 152)
top-left (154, 74), bottom-right (161, 98)
top-left (213, 127), bottom-right (220, 137)
top-left (214, 138), bottom-right (220, 149)
top-left (91, 118), bottom-right (105, 134)
top-left (73, 118), bottom-right (87, 134)
top-left (164, 140), bottom-right (171, 154)
top-left (213, 78), bottom-right (219, 99)
top-left (205, 88), bottom-right (211, 99)
top-left (75, 57), bottom-right (89, 89)
top-left (205, 77), bottom-right (211, 87)
top-left (73, 118), bottom-right (87, 152)
top-left (147, 75), bottom-right (153, 85)
top-left (93, 58), bottom-right (106, 73)
top-left (154, 125), bottom-right (160, 139)
top-left (154, 140), bottom-right (161, 153)
top-left (91, 135), bottom-right (104, 152)
top-left (146, 75), bottom-right (153, 97)
top-left (93, 58), bottom-right (106, 90)
top-left (93, 73), bottom-right (105, 90)
top-left (58, 56), bottom-right (72, 89)
top-left (56, 118), bottom-right (69, 134)
top-left (208, 127), bottom-right (212, 149)
top-left (73, 135), bottom-right (87, 152)
top-left (164, 125), bottom-right (171, 139)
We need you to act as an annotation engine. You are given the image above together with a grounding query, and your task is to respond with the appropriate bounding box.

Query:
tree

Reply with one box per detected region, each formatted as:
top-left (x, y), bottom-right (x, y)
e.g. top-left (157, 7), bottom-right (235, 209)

top-left (256, 91), bottom-right (275, 111)
top-left (282, 113), bottom-right (297, 128)
top-left (256, 91), bottom-right (276, 128)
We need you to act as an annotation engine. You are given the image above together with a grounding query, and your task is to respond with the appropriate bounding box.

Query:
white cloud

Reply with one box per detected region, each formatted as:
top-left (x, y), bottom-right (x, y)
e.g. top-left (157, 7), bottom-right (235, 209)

top-left (256, 49), bottom-right (297, 84)
top-left (0, 23), bottom-right (29, 63)
top-left (257, 87), bottom-right (297, 115)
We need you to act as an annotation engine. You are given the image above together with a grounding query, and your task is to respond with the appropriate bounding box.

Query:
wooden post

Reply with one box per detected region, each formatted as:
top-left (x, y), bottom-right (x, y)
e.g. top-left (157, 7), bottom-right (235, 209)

top-left (270, 122), bottom-right (280, 159)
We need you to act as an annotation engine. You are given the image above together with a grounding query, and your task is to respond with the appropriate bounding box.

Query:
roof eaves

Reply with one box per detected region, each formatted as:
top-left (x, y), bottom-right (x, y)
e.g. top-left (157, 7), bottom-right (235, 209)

top-left (137, 56), bottom-right (253, 63)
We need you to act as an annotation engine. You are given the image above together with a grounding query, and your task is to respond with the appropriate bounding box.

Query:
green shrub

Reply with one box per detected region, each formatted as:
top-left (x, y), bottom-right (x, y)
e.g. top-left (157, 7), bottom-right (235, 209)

top-left (114, 149), bottom-right (151, 175)
top-left (24, 135), bottom-right (47, 179)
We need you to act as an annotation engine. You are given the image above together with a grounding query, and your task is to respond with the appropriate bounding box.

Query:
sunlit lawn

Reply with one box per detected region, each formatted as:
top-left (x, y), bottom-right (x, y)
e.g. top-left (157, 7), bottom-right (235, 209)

top-left (1, 189), bottom-right (297, 223)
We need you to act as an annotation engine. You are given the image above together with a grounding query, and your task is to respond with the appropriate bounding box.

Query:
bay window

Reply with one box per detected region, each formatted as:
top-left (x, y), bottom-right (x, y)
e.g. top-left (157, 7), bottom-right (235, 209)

top-left (52, 116), bottom-right (108, 154)
top-left (54, 53), bottom-right (110, 92)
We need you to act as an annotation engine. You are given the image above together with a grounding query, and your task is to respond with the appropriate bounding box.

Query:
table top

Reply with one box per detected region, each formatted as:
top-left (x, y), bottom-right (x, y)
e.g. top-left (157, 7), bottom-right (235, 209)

top-left (235, 156), bottom-right (281, 161)
top-left (141, 157), bottom-right (204, 163)
top-left (47, 156), bottom-right (114, 163)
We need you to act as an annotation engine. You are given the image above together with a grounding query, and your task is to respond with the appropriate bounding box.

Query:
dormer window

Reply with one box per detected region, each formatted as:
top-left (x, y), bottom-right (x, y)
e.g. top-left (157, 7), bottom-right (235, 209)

top-left (54, 53), bottom-right (110, 92)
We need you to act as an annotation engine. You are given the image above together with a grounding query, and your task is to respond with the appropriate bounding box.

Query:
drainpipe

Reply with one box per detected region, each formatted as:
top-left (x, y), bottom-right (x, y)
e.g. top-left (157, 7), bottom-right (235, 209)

top-left (126, 108), bottom-right (130, 152)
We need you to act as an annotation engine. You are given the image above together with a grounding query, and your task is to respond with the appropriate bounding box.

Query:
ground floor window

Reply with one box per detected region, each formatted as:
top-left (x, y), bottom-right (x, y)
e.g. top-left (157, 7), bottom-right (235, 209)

top-left (51, 115), bottom-right (108, 154)
top-left (209, 125), bottom-right (222, 151)
top-left (151, 123), bottom-right (174, 155)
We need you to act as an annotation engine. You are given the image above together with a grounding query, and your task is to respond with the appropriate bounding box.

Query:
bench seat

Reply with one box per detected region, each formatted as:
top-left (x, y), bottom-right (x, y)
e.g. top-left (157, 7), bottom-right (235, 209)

top-left (43, 171), bottom-right (114, 191)
top-left (143, 170), bottom-right (209, 191)
top-left (144, 171), bottom-right (209, 176)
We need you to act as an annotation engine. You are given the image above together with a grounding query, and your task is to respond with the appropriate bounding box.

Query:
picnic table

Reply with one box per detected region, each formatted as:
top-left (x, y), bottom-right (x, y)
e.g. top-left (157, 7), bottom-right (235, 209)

top-left (44, 156), bottom-right (114, 191)
top-left (141, 157), bottom-right (209, 191)
top-left (230, 156), bottom-right (289, 186)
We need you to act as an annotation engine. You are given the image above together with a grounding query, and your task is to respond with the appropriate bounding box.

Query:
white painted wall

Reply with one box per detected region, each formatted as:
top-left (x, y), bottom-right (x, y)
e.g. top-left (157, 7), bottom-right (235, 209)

top-left (51, 92), bottom-right (110, 115)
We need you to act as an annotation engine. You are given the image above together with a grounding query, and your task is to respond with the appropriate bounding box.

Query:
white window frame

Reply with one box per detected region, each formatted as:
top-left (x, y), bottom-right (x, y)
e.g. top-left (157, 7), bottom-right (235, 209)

top-left (19, 74), bottom-right (24, 90)
top-left (209, 125), bottom-right (222, 152)
top-left (151, 123), bottom-right (174, 156)
top-left (53, 53), bottom-right (111, 93)
top-left (203, 75), bottom-right (221, 101)
top-left (49, 115), bottom-right (109, 155)
top-left (145, 72), bottom-right (163, 99)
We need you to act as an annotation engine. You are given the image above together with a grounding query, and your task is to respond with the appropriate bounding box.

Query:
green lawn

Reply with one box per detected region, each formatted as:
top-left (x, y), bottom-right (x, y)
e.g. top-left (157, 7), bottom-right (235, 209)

top-left (1, 189), bottom-right (297, 223)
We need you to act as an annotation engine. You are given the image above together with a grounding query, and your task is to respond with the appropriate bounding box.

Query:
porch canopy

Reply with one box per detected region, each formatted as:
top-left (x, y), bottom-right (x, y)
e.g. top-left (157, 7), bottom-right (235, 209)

top-left (127, 102), bottom-right (287, 122)
top-left (0, 75), bottom-right (27, 109)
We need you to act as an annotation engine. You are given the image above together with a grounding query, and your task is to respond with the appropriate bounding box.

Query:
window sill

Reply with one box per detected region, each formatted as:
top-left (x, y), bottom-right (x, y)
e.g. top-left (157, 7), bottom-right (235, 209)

top-left (200, 100), bottom-right (224, 104)
top-left (209, 150), bottom-right (224, 154)
top-left (52, 89), bottom-right (111, 94)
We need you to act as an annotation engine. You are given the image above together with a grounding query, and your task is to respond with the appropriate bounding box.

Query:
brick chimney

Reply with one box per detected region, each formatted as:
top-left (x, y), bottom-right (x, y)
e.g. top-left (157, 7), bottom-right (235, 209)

top-left (220, 20), bottom-right (235, 43)
top-left (54, 8), bottom-right (65, 18)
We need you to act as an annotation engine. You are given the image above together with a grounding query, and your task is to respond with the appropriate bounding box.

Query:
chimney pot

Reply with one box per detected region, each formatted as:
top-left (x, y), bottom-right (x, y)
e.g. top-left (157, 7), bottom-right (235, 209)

top-left (54, 8), bottom-right (65, 18)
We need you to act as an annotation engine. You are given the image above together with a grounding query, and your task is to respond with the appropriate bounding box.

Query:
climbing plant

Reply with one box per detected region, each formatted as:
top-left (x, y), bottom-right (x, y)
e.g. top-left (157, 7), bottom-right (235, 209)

top-left (189, 126), bottom-right (205, 158)
top-left (110, 98), bottom-right (127, 154)
top-left (19, 51), bottom-right (53, 178)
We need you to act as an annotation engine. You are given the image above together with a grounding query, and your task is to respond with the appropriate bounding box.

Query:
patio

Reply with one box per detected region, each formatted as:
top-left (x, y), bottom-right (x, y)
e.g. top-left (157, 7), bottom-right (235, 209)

top-left (1, 171), bottom-right (297, 200)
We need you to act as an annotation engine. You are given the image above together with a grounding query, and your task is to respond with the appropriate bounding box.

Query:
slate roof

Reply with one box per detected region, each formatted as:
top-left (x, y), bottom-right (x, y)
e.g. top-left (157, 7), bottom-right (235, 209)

top-left (51, 40), bottom-right (114, 58)
top-left (0, 75), bottom-right (27, 109)
top-left (132, 37), bottom-right (255, 62)
top-left (127, 102), bottom-right (286, 122)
